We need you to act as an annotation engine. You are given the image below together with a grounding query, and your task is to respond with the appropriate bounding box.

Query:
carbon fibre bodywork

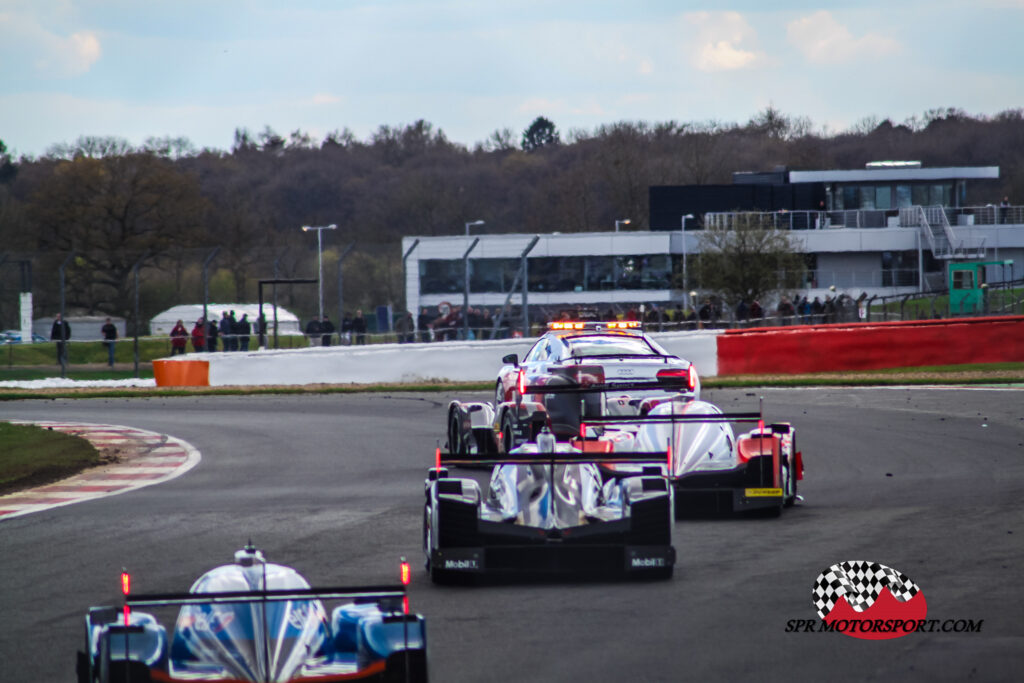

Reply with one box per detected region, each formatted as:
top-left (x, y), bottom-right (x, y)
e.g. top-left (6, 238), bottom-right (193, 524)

top-left (77, 547), bottom-right (427, 683)
top-left (423, 442), bottom-right (675, 582)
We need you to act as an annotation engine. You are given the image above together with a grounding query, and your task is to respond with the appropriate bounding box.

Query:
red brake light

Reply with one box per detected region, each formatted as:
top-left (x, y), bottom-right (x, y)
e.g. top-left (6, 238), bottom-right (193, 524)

top-left (517, 367), bottom-right (526, 395)
top-left (688, 365), bottom-right (698, 392)
top-left (121, 570), bottom-right (131, 626)
top-left (400, 558), bottom-right (411, 586)
top-left (656, 368), bottom-right (686, 380)
top-left (435, 447), bottom-right (441, 471)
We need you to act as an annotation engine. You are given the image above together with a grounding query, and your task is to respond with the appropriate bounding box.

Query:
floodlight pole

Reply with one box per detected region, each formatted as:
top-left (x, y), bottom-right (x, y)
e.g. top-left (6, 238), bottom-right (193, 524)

top-left (337, 241), bottom-right (355, 335)
top-left (302, 223), bottom-right (337, 321)
top-left (202, 247), bottom-right (220, 326)
top-left (58, 252), bottom-right (74, 377)
top-left (463, 238), bottom-right (480, 340)
top-left (681, 214), bottom-right (694, 309)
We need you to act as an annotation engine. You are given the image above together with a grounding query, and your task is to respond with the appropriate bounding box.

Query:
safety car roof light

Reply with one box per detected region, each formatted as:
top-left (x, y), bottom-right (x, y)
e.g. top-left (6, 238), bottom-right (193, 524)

top-left (547, 320), bottom-right (641, 331)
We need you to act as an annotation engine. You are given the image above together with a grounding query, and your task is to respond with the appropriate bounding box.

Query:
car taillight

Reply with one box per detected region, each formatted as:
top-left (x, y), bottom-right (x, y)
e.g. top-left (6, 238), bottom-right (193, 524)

top-left (568, 365), bottom-right (604, 385)
top-left (517, 367), bottom-right (527, 395)
top-left (400, 558), bottom-right (411, 586)
top-left (688, 365), bottom-right (698, 392)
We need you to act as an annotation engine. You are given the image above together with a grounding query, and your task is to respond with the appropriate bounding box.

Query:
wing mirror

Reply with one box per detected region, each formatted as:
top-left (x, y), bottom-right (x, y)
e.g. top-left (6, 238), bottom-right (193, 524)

top-left (502, 353), bottom-right (519, 367)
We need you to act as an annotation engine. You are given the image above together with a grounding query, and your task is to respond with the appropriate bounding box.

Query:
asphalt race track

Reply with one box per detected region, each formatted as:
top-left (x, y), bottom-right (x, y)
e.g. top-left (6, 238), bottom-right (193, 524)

top-left (1, 387), bottom-right (1022, 682)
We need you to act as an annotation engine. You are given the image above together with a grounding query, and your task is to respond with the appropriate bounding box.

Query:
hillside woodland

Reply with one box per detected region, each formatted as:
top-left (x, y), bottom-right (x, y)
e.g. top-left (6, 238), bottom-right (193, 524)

top-left (0, 107), bottom-right (1021, 329)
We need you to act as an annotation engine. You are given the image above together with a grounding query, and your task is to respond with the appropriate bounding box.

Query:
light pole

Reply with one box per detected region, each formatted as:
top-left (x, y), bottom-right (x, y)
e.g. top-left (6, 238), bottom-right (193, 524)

top-left (465, 219), bottom-right (485, 236)
top-left (681, 214), bottom-right (694, 309)
top-left (615, 218), bottom-right (631, 232)
top-left (301, 223), bottom-right (336, 321)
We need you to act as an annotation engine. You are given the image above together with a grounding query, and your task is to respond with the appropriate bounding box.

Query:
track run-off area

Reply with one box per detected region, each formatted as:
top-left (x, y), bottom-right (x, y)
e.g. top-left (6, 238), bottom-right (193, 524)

top-left (1, 387), bottom-right (1022, 682)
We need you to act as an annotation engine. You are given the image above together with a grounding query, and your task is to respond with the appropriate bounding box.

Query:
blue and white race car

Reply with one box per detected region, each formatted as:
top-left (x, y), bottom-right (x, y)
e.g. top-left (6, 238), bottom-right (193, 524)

top-left (76, 545), bottom-right (427, 683)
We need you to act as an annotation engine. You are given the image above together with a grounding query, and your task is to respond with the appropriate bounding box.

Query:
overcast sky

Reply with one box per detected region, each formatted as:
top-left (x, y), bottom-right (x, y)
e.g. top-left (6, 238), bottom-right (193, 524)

top-left (2, 0), bottom-right (1022, 157)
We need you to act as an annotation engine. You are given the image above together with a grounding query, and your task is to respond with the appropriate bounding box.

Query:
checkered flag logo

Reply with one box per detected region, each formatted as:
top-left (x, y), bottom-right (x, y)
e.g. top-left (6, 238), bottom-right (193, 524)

top-left (812, 561), bottom-right (921, 619)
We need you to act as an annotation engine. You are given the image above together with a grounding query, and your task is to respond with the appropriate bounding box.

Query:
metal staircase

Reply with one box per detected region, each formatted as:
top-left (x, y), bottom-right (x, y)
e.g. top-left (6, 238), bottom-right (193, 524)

top-left (899, 205), bottom-right (987, 260)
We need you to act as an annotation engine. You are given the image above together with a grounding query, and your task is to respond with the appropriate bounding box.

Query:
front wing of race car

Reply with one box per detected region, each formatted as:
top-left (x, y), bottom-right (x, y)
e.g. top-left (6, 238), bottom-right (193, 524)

top-left (424, 450), bottom-right (675, 582)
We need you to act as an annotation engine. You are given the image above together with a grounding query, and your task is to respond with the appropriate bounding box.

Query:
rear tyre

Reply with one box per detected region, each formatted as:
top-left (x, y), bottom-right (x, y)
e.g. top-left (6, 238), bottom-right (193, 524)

top-left (500, 412), bottom-right (516, 453)
top-left (448, 408), bottom-right (465, 456)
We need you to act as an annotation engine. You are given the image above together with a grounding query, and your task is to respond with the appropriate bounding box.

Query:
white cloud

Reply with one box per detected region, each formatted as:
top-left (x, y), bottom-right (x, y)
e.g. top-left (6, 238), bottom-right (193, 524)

top-left (686, 12), bottom-right (762, 72)
top-left (0, 10), bottom-right (101, 77)
top-left (787, 11), bottom-right (901, 65)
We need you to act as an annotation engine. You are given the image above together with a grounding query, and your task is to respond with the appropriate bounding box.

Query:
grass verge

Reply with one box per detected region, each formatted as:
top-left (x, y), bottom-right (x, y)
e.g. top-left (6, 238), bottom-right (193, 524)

top-left (0, 422), bottom-right (101, 495)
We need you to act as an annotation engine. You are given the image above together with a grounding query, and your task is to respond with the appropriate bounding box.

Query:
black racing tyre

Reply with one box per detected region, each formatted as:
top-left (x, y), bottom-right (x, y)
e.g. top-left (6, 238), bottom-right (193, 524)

top-left (494, 381), bottom-right (505, 406)
top-left (422, 504), bottom-right (432, 571)
top-left (784, 437), bottom-right (798, 507)
top-left (500, 411), bottom-right (516, 453)
top-left (447, 408), bottom-right (464, 455)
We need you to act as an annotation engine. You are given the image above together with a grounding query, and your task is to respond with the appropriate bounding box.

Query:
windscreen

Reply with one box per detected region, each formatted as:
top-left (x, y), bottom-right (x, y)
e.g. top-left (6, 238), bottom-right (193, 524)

top-left (565, 335), bottom-right (659, 358)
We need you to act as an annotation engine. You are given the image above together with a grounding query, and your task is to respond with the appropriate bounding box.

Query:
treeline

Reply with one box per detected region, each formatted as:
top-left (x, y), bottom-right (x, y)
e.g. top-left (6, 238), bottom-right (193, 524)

top-left (0, 106), bottom-right (1022, 329)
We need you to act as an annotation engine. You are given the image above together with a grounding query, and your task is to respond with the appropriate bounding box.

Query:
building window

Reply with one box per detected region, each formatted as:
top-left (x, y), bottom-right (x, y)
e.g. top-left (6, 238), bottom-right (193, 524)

top-left (881, 251), bottom-right (920, 287)
top-left (875, 186), bottom-right (892, 210)
top-left (896, 185), bottom-right (912, 208)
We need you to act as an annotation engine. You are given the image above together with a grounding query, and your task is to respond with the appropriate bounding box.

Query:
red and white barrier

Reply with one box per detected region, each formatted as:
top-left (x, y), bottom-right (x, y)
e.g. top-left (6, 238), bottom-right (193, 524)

top-left (152, 316), bottom-right (1024, 386)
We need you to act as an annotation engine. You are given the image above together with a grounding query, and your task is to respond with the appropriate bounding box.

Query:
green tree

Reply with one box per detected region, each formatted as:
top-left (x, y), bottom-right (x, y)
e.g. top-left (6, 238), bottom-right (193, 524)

top-left (696, 213), bottom-right (806, 307)
top-left (522, 116), bottom-right (560, 152)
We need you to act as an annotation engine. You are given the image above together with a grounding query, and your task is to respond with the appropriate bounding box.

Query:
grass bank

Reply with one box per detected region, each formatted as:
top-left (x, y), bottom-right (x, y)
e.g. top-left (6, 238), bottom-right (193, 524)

top-left (0, 422), bottom-right (101, 494)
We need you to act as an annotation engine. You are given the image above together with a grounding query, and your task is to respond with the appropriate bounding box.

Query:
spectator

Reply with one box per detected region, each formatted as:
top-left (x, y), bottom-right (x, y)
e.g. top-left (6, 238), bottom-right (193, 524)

top-left (394, 310), bottom-right (413, 343)
top-left (749, 300), bottom-right (763, 321)
top-left (810, 296), bottom-right (824, 322)
top-left (735, 299), bottom-right (749, 323)
top-left (341, 312), bottom-right (353, 344)
top-left (50, 313), bottom-right (71, 366)
top-left (238, 314), bottom-right (251, 351)
top-left (352, 309), bottom-right (367, 345)
top-left (170, 319), bottom-right (188, 356)
top-left (698, 299), bottom-right (712, 328)
top-left (798, 296), bottom-right (811, 323)
top-left (191, 318), bottom-right (206, 353)
top-left (206, 316), bottom-right (219, 352)
top-left (101, 317), bottom-right (118, 367)
top-left (257, 313), bottom-right (267, 347)
top-left (777, 296), bottom-right (796, 326)
top-left (417, 307), bottom-right (432, 342)
top-left (305, 316), bottom-right (322, 346)
top-left (1001, 196), bottom-right (1011, 224)
top-left (220, 311), bottom-right (234, 351)
top-left (320, 315), bottom-right (335, 346)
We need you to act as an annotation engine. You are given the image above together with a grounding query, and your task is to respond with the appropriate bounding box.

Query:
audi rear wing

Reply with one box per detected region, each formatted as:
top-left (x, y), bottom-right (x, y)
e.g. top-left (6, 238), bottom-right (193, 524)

top-left (521, 378), bottom-right (689, 394)
top-left (434, 448), bottom-right (671, 470)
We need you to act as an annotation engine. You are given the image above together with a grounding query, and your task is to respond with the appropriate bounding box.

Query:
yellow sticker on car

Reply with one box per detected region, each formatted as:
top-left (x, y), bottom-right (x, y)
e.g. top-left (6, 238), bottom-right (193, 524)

top-left (745, 488), bottom-right (783, 497)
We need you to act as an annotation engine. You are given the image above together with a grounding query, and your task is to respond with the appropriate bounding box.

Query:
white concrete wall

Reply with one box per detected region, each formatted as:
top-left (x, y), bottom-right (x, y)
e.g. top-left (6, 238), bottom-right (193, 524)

top-left (166, 330), bottom-right (721, 386)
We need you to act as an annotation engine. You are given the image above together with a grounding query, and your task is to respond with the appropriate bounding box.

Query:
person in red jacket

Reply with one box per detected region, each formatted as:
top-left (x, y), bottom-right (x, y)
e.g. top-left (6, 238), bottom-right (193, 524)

top-left (190, 318), bottom-right (206, 353)
top-left (170, 319), bottom-right (188, 355)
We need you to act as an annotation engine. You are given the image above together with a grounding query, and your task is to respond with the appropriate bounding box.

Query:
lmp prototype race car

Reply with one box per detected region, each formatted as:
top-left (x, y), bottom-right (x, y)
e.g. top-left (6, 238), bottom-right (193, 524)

top-left (447, 320), bottom-right (701, 457)
top-left (579, 396), bottom-right (804, 516)
top-left (423, 431), bottom-right (676, 583)
top-left (77, 545), bottom-right (427, 683)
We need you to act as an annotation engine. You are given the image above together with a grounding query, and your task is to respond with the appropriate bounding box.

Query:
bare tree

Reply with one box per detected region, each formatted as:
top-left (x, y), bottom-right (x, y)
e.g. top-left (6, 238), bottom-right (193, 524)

top-left (696, 213), bottom-right (806, 307)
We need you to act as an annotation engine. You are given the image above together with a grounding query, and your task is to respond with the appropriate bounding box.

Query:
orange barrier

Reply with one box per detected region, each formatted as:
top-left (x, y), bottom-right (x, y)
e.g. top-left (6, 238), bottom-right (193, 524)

top-left (716, 315), bottom-right (1024, 376)
top-left (153, 359), bottom-right (210, 386)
